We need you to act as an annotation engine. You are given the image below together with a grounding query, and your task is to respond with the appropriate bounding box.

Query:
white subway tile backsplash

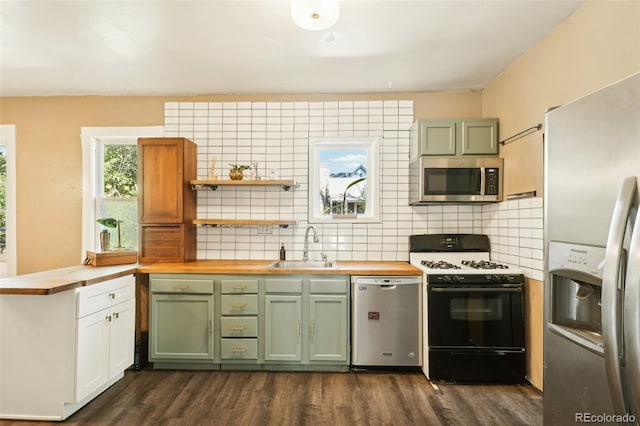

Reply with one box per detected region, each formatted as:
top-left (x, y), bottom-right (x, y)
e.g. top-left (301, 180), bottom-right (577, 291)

top-left (165, 101), bottom-right (546, 279)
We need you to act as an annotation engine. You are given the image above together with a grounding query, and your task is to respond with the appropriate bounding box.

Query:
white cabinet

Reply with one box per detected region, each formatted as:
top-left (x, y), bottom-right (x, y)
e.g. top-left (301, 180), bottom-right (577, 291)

top-left (0, 273), bottom-right (135, 421)
top-left (75, 276), bottom-right (135, 402)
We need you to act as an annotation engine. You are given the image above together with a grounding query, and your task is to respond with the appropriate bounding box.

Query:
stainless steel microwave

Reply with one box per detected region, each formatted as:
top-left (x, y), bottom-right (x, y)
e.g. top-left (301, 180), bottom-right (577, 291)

top-left (409, 157), bottom-right (503, 204)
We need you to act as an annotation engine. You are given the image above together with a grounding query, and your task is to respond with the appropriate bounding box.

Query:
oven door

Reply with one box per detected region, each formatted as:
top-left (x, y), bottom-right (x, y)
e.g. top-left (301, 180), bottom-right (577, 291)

top-left (427, 283), bottom-right (524, 349)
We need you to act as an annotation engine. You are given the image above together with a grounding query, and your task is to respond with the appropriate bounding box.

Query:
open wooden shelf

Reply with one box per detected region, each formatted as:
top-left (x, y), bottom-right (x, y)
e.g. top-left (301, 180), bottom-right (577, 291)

top-left (190, 179), bottom-right (297, 191)
top-left (193, 219), bottom-right (298, 228)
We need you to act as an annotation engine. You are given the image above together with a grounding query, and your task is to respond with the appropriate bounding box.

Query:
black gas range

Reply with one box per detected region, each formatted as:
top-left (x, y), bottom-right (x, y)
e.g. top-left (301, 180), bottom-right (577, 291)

top-left (409, 233), bottom-right (526, 384)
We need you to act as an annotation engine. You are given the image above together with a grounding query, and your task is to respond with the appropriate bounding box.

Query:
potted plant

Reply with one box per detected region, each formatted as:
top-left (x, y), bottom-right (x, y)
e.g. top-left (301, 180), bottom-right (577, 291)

top-left (97, 217), bottom-right (124, 251)
top-left (228, 163), bottom-right (251, 180)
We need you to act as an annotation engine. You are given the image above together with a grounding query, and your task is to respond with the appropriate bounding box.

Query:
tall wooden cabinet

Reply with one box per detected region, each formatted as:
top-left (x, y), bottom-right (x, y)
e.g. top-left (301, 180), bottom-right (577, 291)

top-left (138, 137), bottom-right (196, 263)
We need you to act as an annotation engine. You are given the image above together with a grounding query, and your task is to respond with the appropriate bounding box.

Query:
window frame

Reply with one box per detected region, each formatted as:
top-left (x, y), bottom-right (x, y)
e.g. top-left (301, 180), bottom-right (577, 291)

top-left (81, 126), bottom-right (163, 259)
top-left (308, 136), bottom-right (380, 224)
top-left (0, 125), bottom-right (17, 276)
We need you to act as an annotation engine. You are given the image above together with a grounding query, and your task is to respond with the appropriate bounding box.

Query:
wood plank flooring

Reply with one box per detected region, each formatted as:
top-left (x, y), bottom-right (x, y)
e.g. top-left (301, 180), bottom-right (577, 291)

top-left (0, 368), bottom-right (542, 425)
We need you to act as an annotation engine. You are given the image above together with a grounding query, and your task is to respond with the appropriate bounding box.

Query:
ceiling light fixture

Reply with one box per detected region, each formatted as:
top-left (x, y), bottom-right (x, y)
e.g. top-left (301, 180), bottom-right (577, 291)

top-left (291, 0), bottom-right (339, 31)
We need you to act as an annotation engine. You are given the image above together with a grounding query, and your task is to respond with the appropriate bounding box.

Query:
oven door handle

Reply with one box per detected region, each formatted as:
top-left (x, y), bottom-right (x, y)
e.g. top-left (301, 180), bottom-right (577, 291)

top-left (430, 286), bottom-right (522, 293)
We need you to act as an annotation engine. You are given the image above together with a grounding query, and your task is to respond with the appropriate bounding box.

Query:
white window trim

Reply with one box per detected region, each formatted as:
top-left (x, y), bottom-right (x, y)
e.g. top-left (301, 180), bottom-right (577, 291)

top-left (81, 126), bottom-right (163, 260)
top-left (308, 136), bottom-right (380, 224)
top-left (0, 125), bottom-right (17, 276)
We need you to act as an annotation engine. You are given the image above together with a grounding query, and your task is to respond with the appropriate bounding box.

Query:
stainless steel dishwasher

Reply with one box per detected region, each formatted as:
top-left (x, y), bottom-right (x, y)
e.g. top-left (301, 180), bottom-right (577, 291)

top-left (351, 275), bottom-right (422, 367)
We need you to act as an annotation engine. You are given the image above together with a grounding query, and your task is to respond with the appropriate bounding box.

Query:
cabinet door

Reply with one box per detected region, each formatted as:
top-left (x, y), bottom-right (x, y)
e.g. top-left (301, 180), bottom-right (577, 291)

top-left (150, 294), bottom-right (214, 361)
top-left (460, 119), bottom-right (498, 155)
top-left (76, 309), bottom-right (110, 401)
top-left (308, 294), bottom-right (348, 362)
top-left (418, 120), bottom-right (456, 155)
top-left (108, 298), bottom-right (135, 379)
top-left (264, 295), bottom-right (302, 362)
top-left (138, 138), bottom-right (184, 224)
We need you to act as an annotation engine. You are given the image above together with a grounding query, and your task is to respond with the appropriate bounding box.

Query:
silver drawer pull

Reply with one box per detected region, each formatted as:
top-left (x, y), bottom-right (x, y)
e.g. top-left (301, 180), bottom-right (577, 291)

top-left (231, 347), bottom-right (246, 353)
top-left (173, 285), bottom-right (189, 290)
top-left (232, 285), bottom-right (247, 290)
top-left (231, 326), bottom-right (246, 331)
top-left (231, 303), bottom-right (246, 309)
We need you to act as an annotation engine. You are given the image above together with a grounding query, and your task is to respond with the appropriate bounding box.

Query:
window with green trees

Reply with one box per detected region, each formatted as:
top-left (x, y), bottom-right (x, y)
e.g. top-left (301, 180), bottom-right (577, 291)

top-left (97, 143), bottom-right (138, 250)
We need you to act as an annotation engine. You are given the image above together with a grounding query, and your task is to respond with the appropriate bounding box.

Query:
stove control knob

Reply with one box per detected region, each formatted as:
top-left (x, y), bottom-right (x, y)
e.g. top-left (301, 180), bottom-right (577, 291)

top-left (443, 275), bottom-right (451, 282)
top-left (492, 275), bottom-right (501, 282)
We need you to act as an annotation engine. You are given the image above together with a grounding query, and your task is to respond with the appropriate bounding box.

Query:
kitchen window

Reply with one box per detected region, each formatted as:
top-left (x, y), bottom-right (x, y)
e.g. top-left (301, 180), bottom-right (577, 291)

top-left (309, 137), bottom-right (380, 223)
top-left (81, 126), bottom-right (163, 256)
top-left (0, 125), bottom-right (16, 277)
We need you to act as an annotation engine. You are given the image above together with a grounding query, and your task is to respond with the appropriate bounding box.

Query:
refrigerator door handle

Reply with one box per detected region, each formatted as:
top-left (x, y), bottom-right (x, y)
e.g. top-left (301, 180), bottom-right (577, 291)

top-left (624, 205), bottom-right (640, 418)
top-left (602, 176), bottom-right (637, 415)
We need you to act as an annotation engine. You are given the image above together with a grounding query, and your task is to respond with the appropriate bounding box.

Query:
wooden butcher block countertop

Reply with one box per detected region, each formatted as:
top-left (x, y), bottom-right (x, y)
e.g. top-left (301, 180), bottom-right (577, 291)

top-left (0, 261), bottom-right (421, 295)
top-left (137, 260), bottom-right (423, 276)
top-left (0, 264), bottom-right (139, 295)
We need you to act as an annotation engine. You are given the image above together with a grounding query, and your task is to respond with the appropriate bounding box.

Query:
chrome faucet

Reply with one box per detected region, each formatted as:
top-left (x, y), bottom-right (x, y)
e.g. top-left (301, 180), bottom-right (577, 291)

top-left (303, 225), bottom-right (319, 261)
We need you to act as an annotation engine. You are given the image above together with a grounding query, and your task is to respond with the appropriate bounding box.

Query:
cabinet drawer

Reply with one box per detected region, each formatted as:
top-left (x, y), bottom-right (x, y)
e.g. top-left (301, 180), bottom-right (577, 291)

top-left (220, 294), bottom-right (258, 315)
top-left (77, 275), bottom-right (135, 318)
top-left (220, 279), bottom-right (259, 294)
top-left (220, 317), bottom-right (258, 337)
top-left (265, 279), bottom-right (303, 293)
top-left (150, 278), bottom-right (214, 295)
top-left (310, 279), bottom-right (348, 294)
top-left (221, 339), bottom-right (258, 360)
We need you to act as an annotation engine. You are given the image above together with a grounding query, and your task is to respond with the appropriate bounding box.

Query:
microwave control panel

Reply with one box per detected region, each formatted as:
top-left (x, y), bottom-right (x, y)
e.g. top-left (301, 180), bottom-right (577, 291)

top-left (485, 168), bottom-right (499, 195)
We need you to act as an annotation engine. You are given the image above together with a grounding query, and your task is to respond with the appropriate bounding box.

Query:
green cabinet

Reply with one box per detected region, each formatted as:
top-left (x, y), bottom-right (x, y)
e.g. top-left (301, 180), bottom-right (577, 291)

top-left (308, 294), bottom-right (348, 362)
top-left (220, 278), bottom-right (259, 362)
top-left (410, 118), bottom-right (498, 157)
top-left (149, 275), bottom-right (215, 365)
top-left (264, 294), bottom-right (303, 361)
top-left (264, 277), bottom-right (349, 366)
top-left (147, 273), bottom-right (349, 370)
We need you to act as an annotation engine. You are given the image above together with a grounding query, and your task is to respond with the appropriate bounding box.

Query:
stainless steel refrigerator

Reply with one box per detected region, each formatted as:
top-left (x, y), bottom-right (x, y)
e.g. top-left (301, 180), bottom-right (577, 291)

top-left (544, 72), bottom-right (640, 425)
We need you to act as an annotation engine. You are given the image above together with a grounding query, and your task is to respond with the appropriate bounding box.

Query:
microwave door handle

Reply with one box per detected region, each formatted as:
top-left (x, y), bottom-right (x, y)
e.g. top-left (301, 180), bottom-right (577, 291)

top-left (624, 204), bottom-right (640, 417)
top-left (479, 167), bottom-right (486, 195)
top-left (602, 176), bottom-right (636, 415)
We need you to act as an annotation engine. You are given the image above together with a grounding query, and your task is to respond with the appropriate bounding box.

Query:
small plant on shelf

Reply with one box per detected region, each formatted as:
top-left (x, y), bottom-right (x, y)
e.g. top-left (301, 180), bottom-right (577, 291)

top-left (228, 163), bottom-right (251, 180)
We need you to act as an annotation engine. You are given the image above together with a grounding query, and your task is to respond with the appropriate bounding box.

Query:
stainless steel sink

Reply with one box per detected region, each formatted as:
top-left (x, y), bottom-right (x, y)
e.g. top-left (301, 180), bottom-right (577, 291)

top-left (268, 260), bottom-right (336, 269)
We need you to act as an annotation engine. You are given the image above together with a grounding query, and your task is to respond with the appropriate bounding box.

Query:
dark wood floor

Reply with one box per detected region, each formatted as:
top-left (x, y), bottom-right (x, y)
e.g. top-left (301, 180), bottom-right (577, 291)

top-left (1, 368), bottom-right (542, 425)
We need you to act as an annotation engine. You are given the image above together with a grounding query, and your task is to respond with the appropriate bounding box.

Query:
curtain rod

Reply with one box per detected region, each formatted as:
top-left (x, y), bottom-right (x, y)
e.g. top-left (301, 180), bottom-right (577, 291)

top-left (499, 123), bottom-right (542, 146)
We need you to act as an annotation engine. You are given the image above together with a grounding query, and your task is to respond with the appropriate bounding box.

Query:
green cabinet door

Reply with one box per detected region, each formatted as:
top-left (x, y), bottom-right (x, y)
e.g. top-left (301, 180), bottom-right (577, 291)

top-left (150, 294), bottom-right (214, 361)
top-left (417, 120), bottom-right (457, 155)
top-left (264, 295), bottom-right (302, 362)
top-left (461, 119), bottom-right (498, 155)
top-left (308, 294), bottom-right (348, 362)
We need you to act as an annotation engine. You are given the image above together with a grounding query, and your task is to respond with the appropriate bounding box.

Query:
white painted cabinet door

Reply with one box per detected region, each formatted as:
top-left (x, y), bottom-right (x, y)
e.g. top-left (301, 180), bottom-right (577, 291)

top-left (108, 298), bottom-right (135, 379)
top-left (76, 309), bottom-right (110, 402)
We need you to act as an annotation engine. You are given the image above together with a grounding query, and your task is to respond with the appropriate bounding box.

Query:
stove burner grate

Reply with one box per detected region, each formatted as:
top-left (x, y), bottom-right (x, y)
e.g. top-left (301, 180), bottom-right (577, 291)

top-left (461, 260), bottom-right (509, 270)
top-left (420, 260), bottom-right (461, 270)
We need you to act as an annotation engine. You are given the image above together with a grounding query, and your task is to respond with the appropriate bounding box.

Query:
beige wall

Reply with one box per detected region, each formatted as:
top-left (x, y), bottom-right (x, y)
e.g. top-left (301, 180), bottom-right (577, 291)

top-left (0, 92), bottom-right (480, 274)
top-left (482, 0), bottom-right (640, 391)
top-left (482, 0), bottom-right (640, 198)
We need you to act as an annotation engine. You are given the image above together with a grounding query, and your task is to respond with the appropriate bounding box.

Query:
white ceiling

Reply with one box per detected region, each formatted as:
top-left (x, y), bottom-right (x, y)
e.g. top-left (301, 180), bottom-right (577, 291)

top-left (0, 0), bottom-right (583, 97)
